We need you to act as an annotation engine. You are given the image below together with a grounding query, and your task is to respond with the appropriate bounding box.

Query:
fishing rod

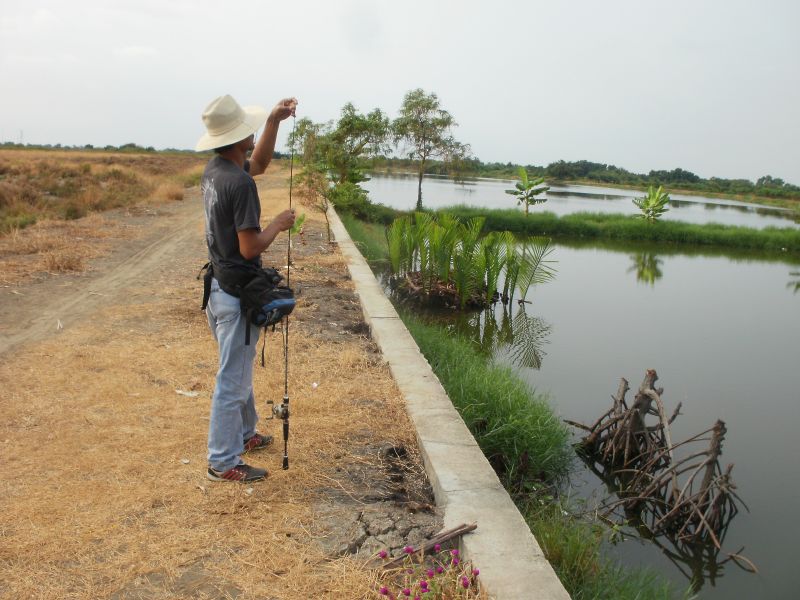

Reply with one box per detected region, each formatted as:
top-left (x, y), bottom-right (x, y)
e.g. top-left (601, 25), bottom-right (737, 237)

top-left (267, 115), bottom-right (296, 471)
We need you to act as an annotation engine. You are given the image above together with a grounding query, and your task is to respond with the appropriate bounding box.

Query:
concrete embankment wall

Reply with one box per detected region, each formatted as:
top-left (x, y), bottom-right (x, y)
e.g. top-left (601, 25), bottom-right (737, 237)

top-left (327, 206), bottom-right (570, 600)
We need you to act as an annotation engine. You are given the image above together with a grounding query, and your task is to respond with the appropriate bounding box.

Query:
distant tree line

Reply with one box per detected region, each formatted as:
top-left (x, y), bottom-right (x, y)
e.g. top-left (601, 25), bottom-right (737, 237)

top-left (366, 156), bottom-right (800, 201)
top-left (0, 141), bottom-right (289, 159)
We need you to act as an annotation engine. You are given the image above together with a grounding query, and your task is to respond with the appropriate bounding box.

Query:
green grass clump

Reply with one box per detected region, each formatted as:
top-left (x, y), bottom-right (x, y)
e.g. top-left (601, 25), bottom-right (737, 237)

top-left (339, 213), bottom-right (390, 264)
top-left (440, 206), bottom-right (800, 254)
top-left (401, 312), bottom-right (572, 486)
top-left (524, 502), bottom-right (684, 599)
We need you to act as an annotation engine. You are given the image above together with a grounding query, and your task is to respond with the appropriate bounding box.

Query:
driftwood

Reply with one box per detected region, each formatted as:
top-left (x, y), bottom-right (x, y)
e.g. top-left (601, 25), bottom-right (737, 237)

top-left (566, 370), bottom-right (754, 590)
top-left (379, 522), bottom-right (478, 570)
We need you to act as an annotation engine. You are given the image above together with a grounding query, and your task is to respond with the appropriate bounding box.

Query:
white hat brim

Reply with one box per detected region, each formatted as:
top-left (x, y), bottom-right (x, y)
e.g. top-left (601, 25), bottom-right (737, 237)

top-left (195, 105), bottom-right (269, 152)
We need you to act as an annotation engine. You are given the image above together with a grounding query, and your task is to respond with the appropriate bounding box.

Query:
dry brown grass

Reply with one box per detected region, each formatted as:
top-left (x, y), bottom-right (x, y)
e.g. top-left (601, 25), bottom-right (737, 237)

top-left (0, 269), bottom-right (420, 598)
top-left (0, 149), bottom-right (206, 232)
top-left (0, 164), bottom-right (441, 599)
top-left (151, 182), bottom-right (185, 202)
top-left (0, 213), bottom-right (136, 285)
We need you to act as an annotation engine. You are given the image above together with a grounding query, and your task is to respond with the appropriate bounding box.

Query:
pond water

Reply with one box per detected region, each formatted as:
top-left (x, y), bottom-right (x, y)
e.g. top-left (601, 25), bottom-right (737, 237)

top-left (362, 173), bottom-right (800, 230)
top-left (362, 175), bottom-right (800, 598)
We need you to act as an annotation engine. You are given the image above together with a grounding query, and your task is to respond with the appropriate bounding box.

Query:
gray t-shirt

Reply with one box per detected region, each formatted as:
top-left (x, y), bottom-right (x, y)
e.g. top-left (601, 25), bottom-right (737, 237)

top-left (201, 155), bottom-right (262, 269)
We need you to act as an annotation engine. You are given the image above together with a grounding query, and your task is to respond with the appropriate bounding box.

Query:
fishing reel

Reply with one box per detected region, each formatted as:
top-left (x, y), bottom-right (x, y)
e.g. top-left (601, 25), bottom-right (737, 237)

top-left (266, 397), bottom-right (289, 420)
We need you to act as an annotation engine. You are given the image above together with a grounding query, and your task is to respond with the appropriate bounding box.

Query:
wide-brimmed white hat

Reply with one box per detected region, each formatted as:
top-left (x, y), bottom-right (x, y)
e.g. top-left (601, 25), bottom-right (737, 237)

top-left (195, 94), bottom-right (268, 152)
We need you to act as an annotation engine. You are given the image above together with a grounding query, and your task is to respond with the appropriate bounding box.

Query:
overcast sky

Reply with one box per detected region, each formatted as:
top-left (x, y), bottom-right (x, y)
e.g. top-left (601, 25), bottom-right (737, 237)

top-left (2, 0), bottom-right (798, 183)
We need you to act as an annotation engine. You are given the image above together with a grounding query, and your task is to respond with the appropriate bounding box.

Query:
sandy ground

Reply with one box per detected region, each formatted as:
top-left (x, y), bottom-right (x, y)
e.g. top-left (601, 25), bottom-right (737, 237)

top-left (0, 165), bottom-right (439, 599)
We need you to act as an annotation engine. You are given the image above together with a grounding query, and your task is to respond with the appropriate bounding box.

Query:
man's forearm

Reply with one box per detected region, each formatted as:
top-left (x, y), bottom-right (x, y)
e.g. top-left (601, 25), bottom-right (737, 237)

top-left (255, 221), bottom-right (283, 256)
top-left (250, 117), bottom-right (280, 175)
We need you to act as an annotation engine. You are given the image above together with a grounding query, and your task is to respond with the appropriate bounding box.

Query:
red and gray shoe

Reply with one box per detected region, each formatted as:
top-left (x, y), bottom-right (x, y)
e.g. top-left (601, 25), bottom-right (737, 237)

top-left (243, 433), bottom-right (273, 454)
top-left (207, 463), bottom-right (268, 482)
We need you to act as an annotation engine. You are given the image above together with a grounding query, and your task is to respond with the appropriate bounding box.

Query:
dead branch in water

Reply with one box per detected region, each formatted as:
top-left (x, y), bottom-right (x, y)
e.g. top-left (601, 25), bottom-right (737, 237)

top-left (568, 369), bottom-right (755, 587)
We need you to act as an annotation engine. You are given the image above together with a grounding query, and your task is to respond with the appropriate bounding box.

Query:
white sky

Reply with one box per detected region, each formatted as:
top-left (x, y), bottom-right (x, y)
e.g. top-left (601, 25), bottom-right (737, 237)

top-left (2, 0), bottom-right (798, 183)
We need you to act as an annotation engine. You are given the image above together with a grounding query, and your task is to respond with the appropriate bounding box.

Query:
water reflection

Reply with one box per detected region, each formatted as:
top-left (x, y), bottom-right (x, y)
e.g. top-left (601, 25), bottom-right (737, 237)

top-left (547, 189), bottom-right (630, 201)
top-left (593, 467), bottom-right (745, 595)
top-left (437, 305), bottom-right (552, 371)
top-left (788, 271), bottom-right (800, 293)
top-left (627, 252), bottom-right (664, 285)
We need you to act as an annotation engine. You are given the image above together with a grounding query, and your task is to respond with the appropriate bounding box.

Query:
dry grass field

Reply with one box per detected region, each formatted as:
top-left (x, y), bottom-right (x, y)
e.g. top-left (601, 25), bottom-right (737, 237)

top-left (0, 154), bottom-right (478, 599)
top-left (0, 149), bottom-right (206, 232)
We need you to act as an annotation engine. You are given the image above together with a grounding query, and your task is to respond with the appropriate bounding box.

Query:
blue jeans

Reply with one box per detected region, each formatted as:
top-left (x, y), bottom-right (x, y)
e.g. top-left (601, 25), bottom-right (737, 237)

top-left (205, 278), bottom-right (261, 472)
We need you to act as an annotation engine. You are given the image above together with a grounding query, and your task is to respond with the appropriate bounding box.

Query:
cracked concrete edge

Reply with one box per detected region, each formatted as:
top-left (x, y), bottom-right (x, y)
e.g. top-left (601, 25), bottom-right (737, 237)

top-left (327, 206), bottom-right (570, 600)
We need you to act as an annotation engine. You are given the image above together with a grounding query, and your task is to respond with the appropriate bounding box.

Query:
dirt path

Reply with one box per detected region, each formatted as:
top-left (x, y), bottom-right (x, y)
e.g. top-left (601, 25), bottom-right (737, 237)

top-left (0, 199), bottom-right (202, 355)
top-left (0, 168), bottom-right (440, 599)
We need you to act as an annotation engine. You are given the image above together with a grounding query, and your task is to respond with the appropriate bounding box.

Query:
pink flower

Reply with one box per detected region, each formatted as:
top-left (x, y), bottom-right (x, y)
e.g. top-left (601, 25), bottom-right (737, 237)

top-left (402, 588), bottom-right (411, 597)
top-left (451, 549), bottom-right (459, 556)
top-left (462, 576), bottom-right (470, 589)
top-left (379, 550), bottom-right (388, 559)
top-left (426, 569), bottom-right (434, 578)
top-left (419, 579), bottom-right (428, 589)
top-left (436, 566), bottom-right (444, 574)
top-left (452, 557), bottom-right (460, 566)
top-left (434, 543), bottom-right (441, 552)
top-left (404, 545), bottom-right (415, 554)
top-left (472, 568), bottom-right (480, 576)
top-left (379, 586), bottom-right (389, 595)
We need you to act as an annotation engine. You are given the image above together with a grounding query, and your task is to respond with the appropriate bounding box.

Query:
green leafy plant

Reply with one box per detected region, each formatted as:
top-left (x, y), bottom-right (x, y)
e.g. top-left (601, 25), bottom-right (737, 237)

top-left (505, 167), bottom-right (550, 215)
top-left (633, 185), bottom-right (671, 222)
top-left (289, 212), bottom-right (306, 235)
top-left (386, 213), bottom-right (555, 309)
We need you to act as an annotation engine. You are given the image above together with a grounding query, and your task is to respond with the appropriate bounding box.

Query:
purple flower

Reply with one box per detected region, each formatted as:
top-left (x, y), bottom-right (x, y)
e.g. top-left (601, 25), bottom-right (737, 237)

top-left (419, 579), bottom-right (428, 589)
top-left (462, 576), bottom-right (470, 589)
top-left (472, 568), bottom-right (480, 576)
top-left (379, 550), bottom-right (388, 559)
top-left (451, 549), bottom-right (459, 556)
top-left (402, 588), bottom-right (411, 597)
top-left (379, 586), bottom-right (389, 595)
top-left (452, 557), bottom-right (460, 566)
top-left (436, 566), bottom-right (444, 574)
top-left (426, 569), bottom-right (434, 578)
top-left (434, 543), bottom-right (441, 552)
top-left (404, 545), bottom-right (415, 554)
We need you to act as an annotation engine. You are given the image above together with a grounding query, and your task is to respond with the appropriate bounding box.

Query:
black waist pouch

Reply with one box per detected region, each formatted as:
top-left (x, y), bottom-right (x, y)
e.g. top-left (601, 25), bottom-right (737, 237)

top-left (200, 262), bottom-right (296, 345)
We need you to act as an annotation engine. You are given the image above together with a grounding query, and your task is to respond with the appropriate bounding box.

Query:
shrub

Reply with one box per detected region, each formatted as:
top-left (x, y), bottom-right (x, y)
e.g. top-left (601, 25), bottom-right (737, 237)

top-left (327, 181), bottom-right (398, 224)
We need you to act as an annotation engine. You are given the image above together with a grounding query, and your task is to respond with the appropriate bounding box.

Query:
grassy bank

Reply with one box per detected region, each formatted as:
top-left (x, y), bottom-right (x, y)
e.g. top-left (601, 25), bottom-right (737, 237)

top-left (559, 178), bottom-right (800, 211)
top-left (402, 312), bottom-right (572, 485)
top-left (439, 206), bottom-right (800, 255)
top-left (400, 314), bottom-right (680, 599)
top-left (341, 213), bottom-right (685, 599)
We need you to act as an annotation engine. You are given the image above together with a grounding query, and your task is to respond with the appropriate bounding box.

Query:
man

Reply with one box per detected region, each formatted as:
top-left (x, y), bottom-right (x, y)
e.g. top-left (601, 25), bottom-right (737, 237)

top-left (195, 94), bottom-right (297, 482)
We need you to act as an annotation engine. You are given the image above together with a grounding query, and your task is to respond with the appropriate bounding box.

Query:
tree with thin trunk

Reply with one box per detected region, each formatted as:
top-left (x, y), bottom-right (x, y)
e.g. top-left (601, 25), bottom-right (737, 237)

top-left (392, 89), bottom-right (469, 210)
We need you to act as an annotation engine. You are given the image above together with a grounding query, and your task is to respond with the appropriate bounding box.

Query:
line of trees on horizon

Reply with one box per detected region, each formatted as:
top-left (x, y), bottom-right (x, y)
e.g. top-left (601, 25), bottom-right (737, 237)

top-left (367, 156), bottom-right (800, 201)
top-left (4, 134), bottom-right (798, 201)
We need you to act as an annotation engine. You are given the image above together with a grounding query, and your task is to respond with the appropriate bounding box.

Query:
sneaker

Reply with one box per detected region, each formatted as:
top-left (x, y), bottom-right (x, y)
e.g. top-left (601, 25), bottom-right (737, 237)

top-left (207, 463), bottom-right (268, 482)
top-left (243, 433), bottom-right (273, 454)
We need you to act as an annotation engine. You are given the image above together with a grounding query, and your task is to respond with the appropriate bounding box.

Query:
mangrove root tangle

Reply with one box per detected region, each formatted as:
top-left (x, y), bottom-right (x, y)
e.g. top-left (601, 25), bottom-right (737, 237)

top-left (566, 369), bottom-right (754, 584)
